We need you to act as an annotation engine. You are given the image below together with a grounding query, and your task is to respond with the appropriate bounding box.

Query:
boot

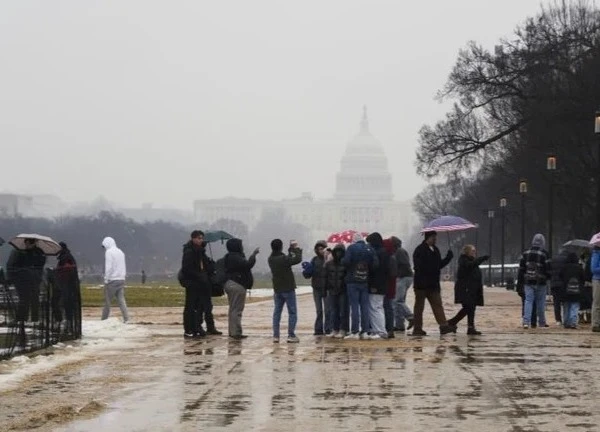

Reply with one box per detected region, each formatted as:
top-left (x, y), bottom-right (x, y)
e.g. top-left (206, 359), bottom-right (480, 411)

top-left (406, 318), bottom-right (415, 331)
top-left (411, 329), bottom-right (427, 336)
top-left (440, 324), bottom-right (456, 335)
top-left (467, 327), bottom-right (482, 335)
top-left (207, 327), bottom-right (223, 336)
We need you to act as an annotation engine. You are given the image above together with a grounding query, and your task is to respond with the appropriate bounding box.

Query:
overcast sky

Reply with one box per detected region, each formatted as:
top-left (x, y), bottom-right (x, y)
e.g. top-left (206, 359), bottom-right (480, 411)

top-left (0, 0), bottom-right (553, 209)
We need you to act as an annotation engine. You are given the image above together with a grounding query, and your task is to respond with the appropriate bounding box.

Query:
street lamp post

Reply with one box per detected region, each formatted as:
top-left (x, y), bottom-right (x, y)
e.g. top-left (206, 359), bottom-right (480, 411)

top-left (547, 155), bottom-right (557, 257)
top-left (519, 180), bottom-right (528, 252)
top-left (595, 108), bottom-right (600, 230)
top-left (488, 209), bottom-right (495, 287)
top-left (500, 198), bottom-right (507, 287)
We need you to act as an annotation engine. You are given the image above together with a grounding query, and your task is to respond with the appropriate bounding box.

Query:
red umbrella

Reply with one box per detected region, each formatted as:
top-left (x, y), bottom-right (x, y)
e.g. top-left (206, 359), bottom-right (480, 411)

top-left (327, 230), bottom-right (369, 244)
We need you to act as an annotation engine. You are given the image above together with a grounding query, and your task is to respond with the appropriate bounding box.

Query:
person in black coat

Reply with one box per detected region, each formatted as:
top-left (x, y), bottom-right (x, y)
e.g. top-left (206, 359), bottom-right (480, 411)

top-left (180, 230), bottom-right (219, 338)
top-left (324, 243), bottom-right (348, 338)
top-left (412, 231), bottom-right (454, 336)
top-left (558, 252), bottom-right (584, 329)
top-left (447, 245), bottom-right (489, 335)
top-left (223, 238), bottom-right (259, 339)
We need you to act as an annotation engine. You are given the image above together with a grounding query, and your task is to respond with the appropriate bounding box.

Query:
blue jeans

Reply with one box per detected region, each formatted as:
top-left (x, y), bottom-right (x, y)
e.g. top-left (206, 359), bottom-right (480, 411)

top-left (273, 291), bottom-right (298, 338)
top-left (347, 283), bottom-right (370, 334)
top-left (312, 290), bottom-right (331, 335)
top-left (394, 277), bottom-right (414, 328)
top-left (524, 285), bottom-right (547, 326)
top-left (562, 302), bottom-right (580, 327)
top-left (329, 292), bottom-right (349, 332)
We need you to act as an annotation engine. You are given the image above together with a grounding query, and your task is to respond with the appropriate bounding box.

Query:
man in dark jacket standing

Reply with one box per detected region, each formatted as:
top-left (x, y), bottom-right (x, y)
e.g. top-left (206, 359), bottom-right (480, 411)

top-left (268, 239), bottom-right (302, 343)
top-left (342, 233), bottom-right (378, 339)
top-left (549, 248), bottom-right (569, 326)
top-left (412, 231), bottom-right (455, 336)
top-left (180, 230), bottom-right (221, 338)
top-left (302, 240), bottom-right (330, 336)
top-left (391, 237), bottom-right (415, 332)
top-left (325, 244), bottom-right (348, 338)
top-left (223, 238), bottom-right (259, 339)
top-left (366, 233), bottom-right (390, 340)
top-left (518, 233), bottom-right (550, 329)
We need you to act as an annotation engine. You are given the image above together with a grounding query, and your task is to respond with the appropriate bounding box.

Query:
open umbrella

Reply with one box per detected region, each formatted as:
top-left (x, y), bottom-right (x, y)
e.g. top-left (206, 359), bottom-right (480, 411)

top-left (421, 215), bottom-right (477, 233)
top-left (327, 230), bottom-right (369, 244)
top-left (9, 233), bottom-right (61, 256)
top-left (203, 230), bottom-right (235, 244)
top-left (590, 232), bottom-right (600, 247)
top-left (563, 239), bottom-right (592, 250)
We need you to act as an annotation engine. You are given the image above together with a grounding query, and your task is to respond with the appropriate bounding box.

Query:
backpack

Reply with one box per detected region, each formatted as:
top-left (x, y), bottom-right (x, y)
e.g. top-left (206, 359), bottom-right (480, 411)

top-left (566, 276), bottom-right (581, 296)
top-left (525, 261), bottom-right (543, 282)
top-left (210, 258), bottom-right (228, 296)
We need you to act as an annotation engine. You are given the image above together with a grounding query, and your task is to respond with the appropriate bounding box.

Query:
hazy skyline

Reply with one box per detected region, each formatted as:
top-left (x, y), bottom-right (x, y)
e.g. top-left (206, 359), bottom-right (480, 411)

top-left (0, 0), bottom-right (554, 209)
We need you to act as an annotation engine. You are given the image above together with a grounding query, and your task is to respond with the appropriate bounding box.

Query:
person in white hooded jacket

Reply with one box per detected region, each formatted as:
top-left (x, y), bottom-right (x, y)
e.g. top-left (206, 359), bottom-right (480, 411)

top-left (101, 237), bottom-right (129, 322)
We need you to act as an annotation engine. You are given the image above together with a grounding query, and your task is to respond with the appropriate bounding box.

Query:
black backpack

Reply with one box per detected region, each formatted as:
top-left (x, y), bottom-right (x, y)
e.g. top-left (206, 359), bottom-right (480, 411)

top-left (210, 258), bottom-right (227, 297)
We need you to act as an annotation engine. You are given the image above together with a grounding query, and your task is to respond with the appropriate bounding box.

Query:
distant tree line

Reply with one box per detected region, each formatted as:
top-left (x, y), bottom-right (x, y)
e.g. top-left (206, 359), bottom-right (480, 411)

top-left (415, 1), bottom-right (600, 260)
top-left (0, 209), bottom-right (312, 276)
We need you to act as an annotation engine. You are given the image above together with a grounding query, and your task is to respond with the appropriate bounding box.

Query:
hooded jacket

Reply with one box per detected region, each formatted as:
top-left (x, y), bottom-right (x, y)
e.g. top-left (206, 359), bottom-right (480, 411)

top-left (102, 237), bottom-right (126, 283)
top-left (325, 244), bottom-right (346, 295)
top-left (56, 243), bottom-right (78, 282)
top-left (391, 237), bottom-right (413, 278)
top-left (550, 249), bottom-right (569, 293)
top-left (304, 241), bottom-right (328, 294)
top-left (342, 236), bottom-right (378, 284)
top-left (454, 254), bottom-right (487, 306)
top-left (365, 233), bottom-right (391, 295)
top-left (518, 234), bottom-right (550, 286)
top-left (224, 238), bottom-right (257, 289)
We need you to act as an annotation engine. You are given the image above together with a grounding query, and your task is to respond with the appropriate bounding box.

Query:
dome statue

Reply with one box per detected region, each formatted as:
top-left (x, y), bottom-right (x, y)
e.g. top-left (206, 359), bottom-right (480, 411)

top-left (334, 106), bottom-right (394, 201)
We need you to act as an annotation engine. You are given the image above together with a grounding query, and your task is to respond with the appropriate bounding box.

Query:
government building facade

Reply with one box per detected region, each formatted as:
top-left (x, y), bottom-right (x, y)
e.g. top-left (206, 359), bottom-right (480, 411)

top-left (193, 108), bottom-right (416, 239)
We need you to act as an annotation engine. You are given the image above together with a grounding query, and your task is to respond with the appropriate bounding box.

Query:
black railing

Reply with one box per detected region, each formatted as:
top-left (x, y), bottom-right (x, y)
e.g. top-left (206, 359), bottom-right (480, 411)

top-left (0, 268), bottom-right (82, 360)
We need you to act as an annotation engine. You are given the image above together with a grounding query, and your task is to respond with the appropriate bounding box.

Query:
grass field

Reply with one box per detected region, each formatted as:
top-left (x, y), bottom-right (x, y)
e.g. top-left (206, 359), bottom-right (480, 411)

top-left (81, 283), bottom-right (272, 307)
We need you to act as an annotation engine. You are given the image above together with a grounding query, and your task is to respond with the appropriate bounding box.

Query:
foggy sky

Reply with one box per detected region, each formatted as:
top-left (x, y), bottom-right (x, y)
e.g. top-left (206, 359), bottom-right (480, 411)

top-left (0, 0), bottom-right (554, 209)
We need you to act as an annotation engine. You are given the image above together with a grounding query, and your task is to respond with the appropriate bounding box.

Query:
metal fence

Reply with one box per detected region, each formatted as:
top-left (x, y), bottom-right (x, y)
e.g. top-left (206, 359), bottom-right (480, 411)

top-left (0, 268), bottom-right (82, 360)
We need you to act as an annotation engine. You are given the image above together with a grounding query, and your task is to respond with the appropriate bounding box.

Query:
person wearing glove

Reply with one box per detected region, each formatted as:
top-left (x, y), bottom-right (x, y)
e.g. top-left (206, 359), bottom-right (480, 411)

top-left (447, 245), bottom-right (489, 335)
top-left (411, 231), bottom-right (455, 336)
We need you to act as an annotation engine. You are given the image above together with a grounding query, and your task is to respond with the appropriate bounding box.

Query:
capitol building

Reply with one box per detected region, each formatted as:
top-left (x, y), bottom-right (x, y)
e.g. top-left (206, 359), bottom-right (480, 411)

top-left (193, 108), bottom-right (416, 239)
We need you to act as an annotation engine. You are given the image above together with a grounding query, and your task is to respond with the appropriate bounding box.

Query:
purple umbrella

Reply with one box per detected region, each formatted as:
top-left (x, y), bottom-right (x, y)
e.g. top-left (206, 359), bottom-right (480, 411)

top-left (421, 215), bottom-right (477, 233)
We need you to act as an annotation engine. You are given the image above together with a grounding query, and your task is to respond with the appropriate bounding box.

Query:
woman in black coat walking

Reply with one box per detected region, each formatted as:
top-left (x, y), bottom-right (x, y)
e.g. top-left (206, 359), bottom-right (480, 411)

top-left (448, 245), bottom-right (489, 335)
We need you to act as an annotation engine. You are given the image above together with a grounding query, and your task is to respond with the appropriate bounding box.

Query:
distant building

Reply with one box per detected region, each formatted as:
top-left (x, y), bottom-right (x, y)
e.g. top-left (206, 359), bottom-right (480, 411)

top-left (0, 193), bottom-right (64, 218)
top-left (193, 107), bottom-right (417, 238)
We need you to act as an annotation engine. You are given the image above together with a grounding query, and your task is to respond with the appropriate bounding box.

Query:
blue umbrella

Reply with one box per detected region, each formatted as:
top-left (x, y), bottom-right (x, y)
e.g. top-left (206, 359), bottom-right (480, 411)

top-left (421, 215), bottom-right (477, 233)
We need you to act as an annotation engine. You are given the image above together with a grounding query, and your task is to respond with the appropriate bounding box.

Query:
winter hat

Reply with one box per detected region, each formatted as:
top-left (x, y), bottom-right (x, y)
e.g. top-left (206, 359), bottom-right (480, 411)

top-left (532, 233), bottom-right (546, 249)
top-left (352, 232), bottom-right (364, 243)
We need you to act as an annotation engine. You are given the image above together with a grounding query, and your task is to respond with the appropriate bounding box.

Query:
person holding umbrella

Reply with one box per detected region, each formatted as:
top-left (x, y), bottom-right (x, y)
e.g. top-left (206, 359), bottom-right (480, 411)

top-left (447, 245), bottom-right (489, 335)
top-left (411, 231), bottom-right (455, 336)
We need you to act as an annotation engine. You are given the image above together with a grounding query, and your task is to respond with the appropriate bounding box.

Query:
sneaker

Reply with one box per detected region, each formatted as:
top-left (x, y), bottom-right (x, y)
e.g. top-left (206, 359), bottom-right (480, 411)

top-left (339, 330), bottom-right (347, 338)
top-left (197, 328), bottom-right (207, 337)
top-left (287, 336), bottom-right (300, 343)
top-left (411, 329), bottom-right (427, 337)
top-left (325, 332), bottom-right (335, 338)
top-left (345, 332), bottom-right (360, 340)
top-left (555, 321), bottom-right (562, 327)
top-left (369, 334), bottom-right (383, 340)
top-left (331, 331), bottom-right (342, 339)
top-left (273, 337), bottom-right (280, 343)
top-left (407, 318), bottom-right (415, 331)
top-left (523, 324), bottom-right (530, 329)
top-left (184, 333), bottom-right (195, 339)
top-left (359, 332), bottom-right (368, 340)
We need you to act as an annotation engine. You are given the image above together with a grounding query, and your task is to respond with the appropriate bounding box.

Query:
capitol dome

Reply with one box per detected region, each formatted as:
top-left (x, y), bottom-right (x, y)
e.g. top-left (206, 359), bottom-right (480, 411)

top-left (334, 107), bottom-right (394, 201)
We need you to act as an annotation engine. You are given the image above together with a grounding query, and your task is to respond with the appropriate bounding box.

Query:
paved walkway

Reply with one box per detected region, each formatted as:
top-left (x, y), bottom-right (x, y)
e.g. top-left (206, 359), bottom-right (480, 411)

top-left (2, 286), bottom-right (600, 432)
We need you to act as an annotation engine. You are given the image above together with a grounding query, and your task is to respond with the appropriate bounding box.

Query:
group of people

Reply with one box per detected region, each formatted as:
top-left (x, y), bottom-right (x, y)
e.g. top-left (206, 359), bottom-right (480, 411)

top-left (517, 233), bottom-right (600, 331)
top-left (179, 228), bottom-right (496, 342)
